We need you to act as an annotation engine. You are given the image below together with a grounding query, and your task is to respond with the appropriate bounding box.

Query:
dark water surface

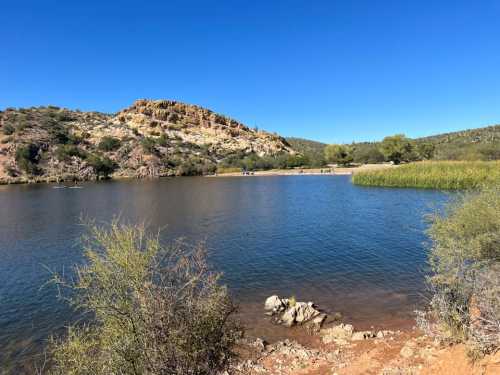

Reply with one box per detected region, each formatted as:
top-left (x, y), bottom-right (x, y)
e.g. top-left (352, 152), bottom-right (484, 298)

top-left (0, 176), bottom-right (450, 369)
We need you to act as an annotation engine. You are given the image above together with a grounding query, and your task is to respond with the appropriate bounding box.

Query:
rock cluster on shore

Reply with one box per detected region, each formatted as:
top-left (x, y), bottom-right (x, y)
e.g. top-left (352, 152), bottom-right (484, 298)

top-left (264, 295), bottom-right (327, 330)
top-left (321, 323), bottom-right (396, 345)
top-left (226, 295), bottom-right (500, 374)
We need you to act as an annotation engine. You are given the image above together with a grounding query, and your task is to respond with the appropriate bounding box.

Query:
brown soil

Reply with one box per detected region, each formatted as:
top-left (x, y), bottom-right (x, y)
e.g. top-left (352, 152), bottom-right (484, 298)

top-left (237, 328), bottom-right (500, 375)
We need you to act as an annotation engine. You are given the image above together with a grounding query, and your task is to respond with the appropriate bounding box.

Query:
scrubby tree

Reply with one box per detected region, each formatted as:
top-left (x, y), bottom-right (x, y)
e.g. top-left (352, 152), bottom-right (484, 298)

top-left (2, 122), bottom-right (15, 135)
top-left (425, 186), bottom-right (500, 355)
top-left (86, 154), bottom-right (116, 177)
top-left (416, 142), bottom-right (435, 160)
top-left (324, 144), bottom-right (353, 166)
top-left (352, 143), bottom-right (385, 164)
top-left (379, 134), bottom-right (414, 164)
top-left (47, 221), bottom-right (242, 374)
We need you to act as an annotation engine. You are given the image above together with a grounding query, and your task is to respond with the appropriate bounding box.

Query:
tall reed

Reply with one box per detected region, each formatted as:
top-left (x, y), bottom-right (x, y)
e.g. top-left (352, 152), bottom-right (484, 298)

top-left (352, 161), bottom-right (500, 189)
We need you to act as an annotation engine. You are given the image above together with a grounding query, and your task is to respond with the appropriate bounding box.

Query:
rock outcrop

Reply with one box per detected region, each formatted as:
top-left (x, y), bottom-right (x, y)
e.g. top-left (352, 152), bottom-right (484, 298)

top-left (264, 295), bottom-right (327, 330)
top-left (0, 100), bottom-right (294, 184)
top-left (321, 323), bottom-right (395, 345)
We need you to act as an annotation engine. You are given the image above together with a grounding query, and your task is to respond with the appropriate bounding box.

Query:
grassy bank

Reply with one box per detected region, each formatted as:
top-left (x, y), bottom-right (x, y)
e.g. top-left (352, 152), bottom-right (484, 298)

top-left (352, 161), bottom-right (500, 189)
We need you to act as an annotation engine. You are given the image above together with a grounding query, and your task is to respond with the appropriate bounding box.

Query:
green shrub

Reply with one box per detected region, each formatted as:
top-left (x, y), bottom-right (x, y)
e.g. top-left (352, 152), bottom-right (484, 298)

top-left (157, 134), bottom-right (168, 147)
top-left (2, 123), bottom-right (15, 135)
top-left (176, 158), bottom-right (216, 176)
top-left (324, 144), bottom-right (354, 166)
top-left (416, 142), bottom-right (436, 160)
top-left (15, 143), bottom-right (40, 174)
top-left (220, 152), bottom-right (312, 171)
top-left (98, 136), bottom-right (121, 152)
top-left (47, 221), bottom-right (241, 374)
top-left (55, 145), bottom-right (87, 162)
top-left (87, 154), bottom-right (116, 177)
top-left (425, 187), bottom-right (500, 354)
top-left (141, 137), bottom-right (157, 154)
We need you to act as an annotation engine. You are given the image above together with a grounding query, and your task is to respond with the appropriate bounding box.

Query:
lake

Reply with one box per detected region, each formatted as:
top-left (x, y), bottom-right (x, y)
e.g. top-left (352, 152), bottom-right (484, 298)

top-left (0, 175), bottom-right (450, 370)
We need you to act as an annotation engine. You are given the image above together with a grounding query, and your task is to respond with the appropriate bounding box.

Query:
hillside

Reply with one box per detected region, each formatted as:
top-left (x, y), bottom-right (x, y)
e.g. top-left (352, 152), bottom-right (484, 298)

top-left (347, 124), bottom-right (500, 163)
top-left (418, 124), bottom-right (500, 144)
top-left (415, 124), bottom-right (500, 160)
top-left (289, 124), bottom-right (500, 164)
top-left (0, 100), bottom-right (293, 184)
top-left (285, 137), bottom-right (327, 166)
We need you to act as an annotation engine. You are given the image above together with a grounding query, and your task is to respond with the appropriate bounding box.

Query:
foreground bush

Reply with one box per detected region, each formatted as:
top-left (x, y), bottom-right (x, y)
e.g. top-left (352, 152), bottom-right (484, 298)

top-left (423, 187), bottom-right (500, 355)
top-left (47, 222), bottom-right (242, 374)
top-left (352, 161), bottom-right (500, 189)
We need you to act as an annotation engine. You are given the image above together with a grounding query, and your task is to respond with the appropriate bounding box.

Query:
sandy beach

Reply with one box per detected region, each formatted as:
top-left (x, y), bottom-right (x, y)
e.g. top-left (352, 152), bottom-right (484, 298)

top-left (210, 163), bottom-right (396, 177)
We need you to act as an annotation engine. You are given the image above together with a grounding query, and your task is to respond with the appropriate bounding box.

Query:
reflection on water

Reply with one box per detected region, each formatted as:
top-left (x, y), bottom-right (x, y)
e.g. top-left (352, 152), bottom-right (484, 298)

top-left (0, 176), bottom-right (449, 370)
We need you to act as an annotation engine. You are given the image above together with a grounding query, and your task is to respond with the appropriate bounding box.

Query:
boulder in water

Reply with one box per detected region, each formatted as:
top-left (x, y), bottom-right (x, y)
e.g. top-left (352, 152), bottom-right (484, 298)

top-left (264, 295), bottom-right (326, 328)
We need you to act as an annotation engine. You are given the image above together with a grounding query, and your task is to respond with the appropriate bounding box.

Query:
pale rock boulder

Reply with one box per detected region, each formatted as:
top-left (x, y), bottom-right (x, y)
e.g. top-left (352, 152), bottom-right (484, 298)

top-left (264, 295), bottom-right (326, 329)
top-left (321, 323), bottom-right (354, 345)
top-left (295, 302), bottom-right (321, 323)
top-left (281, 307), bottom-right (298, 327)
top-left (264, 295), bottom-right (285, 312)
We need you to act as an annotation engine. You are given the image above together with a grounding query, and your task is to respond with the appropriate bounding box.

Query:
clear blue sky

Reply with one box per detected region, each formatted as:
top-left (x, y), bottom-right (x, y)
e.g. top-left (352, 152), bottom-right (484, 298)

top-left (2, 1), bottom-right (500, 143)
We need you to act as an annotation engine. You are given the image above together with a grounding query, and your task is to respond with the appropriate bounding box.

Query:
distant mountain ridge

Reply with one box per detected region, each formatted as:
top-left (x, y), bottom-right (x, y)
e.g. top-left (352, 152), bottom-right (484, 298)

top-left (288, 124), bottom-right (500, 162)
top-left (0, 99), bottom-right (293, 183)
top-left (417, 124), bottom-right (500, 144)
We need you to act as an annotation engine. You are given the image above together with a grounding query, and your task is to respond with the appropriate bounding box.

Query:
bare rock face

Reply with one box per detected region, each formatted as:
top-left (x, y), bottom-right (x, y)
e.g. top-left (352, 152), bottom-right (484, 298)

top-left (115, 99), bottom-right (294, 158)
top-left (0, 100), bottom-right (295, 184)
top-left (264, 295), bottom-right (326, 329)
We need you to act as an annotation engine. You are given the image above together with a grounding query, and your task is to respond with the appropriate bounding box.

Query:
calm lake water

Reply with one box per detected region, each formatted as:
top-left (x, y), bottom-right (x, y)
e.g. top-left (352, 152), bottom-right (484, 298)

top-left (0, 175), bottom-right (450, 370)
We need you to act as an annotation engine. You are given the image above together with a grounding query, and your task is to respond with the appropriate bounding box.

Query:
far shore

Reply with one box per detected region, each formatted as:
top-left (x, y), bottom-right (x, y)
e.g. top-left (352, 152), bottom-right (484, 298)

top-left (210, 163), bottom-right (396, 177)
top-left (0, 163), bottom-right (397, 185)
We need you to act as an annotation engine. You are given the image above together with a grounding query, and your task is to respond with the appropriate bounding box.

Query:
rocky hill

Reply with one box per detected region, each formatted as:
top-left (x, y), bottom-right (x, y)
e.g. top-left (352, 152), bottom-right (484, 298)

top-left (415, 124), bottom-right (500, 160)
top-left (417, 124), bottom-right (500, 145)
top-left (0, 100), bottom-right (294, 184)
top-left (285, 137), bottom-right (327, 166)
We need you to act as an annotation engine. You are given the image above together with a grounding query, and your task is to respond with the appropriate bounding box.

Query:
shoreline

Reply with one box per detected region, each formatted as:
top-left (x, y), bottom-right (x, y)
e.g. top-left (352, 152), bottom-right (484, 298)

top-left (0, 164), bottom-right (396, 186)
top-left (210, 164), bottom-right (396, 178)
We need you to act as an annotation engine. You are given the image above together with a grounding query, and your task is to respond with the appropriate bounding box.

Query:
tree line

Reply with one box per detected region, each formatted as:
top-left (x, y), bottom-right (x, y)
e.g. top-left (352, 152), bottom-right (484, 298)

top-left (324, 134), bottom-right (436, 166)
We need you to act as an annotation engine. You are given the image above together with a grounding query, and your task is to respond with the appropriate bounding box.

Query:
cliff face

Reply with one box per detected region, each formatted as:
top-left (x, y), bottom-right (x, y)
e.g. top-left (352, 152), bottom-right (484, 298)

top-left (0, 100), bottom-right (293, 183)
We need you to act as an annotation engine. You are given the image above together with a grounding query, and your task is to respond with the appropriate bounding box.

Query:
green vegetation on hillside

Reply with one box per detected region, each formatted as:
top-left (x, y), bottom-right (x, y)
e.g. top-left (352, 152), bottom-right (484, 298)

top-left (15, 143), bottom-right (40, 174)
top-left (351, 125), bottom-right (500, 163)
top-left (98, 136), bottom-right (121, 152)
top-left (285, 138), bottom-right (327, 167)
top-left (47, 222), bottom-right (241, 374)
top-left (352, 161), bottom-right (500, 189)
top-left (420, 187), bottom-right (500, 356)
top-left (418, 124), bottom-right (500, 161)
